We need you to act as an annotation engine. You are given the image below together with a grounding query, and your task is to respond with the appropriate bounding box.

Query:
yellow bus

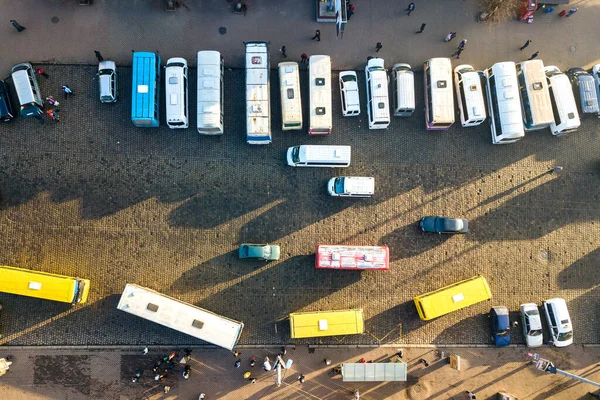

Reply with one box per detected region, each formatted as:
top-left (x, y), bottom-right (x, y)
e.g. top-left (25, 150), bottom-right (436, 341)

top-left (0, 265), bottom-right (90, 304)
top-left (289, 309), bottom-right (364, 339)
top-left (413, 275), bottom-right (491, 321)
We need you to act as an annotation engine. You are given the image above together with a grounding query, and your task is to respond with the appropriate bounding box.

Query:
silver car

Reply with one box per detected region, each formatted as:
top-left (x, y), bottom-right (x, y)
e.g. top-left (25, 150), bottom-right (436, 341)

top-left (519, 303), bottom-right (543, 348)
top-left (98, 61), bottom-right (117, 103)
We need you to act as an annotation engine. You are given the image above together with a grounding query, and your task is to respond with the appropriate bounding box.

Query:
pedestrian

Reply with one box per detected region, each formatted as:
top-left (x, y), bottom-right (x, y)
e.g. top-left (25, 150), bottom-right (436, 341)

top-left (94, 50), bottom-right (104, 62)
top-left (512, 320), bottom-right (519, 328)
top-left (406, 2), bottom-right (415, 16)
top-left (300, 53), bottom-right (308, 63)
top-left (444, 32), bottom-right (456, 42)
top-left (347, 9), bottom-right (354, 20)
top-left (46, 109), bottom-right (60, 121)
top-left (566, 7), bottom-right (578, 17)
top-left (347, 3), bottom-right (354, 12)
top-left (528, 51), bottom-right (539, 60)
top-left (249, 378), bottom-right (257, 384)
top-left (250, 356), bottom-right (256, 367)
top-left (520, 39), bottom-right (531, 51)
top-left (332, 365), bottom-right (342, 374)
top-left (36, 68), bottom-right (49, 79)
top-left (458, 39), bottom-right (467, 49)
top-left (466, 391), bottom-right (477, 400)
top-left (279, 46), bottom-right (287, 57)
top-left (451, 48), bottom-right (464, 59)
top-left (354, 389), bottom-right (360, 399)
top-left (143, 347), bottom-right (148, 355)
top-left (10, 20), bottom-right (26, 32)
top-left (545, 6), bottom-right (554, 13)
top-left (559, 9), bottom-right (567, 17)
top-left (395, 350), bottom-right (403, 359)
top-left (311, 29), bottom-right (321, 41)
top-left (46, 96), bottom-right (59, 107)
top-left (358, 358), bottom-right (366, 363)
top-left (168, 351), bottom-right (176, 361)
top-left (375, 42), bottom-right (383, 52)
top-left (183, 365), bottom-right (191, 379)
top-left (62, 85), bottom-right (73, 98)
top-left (280, 347), bottom-right (286, 356)
top-left (234, 359), bottom-right (241, 368)
top-left (324, 359), bottom-right (331, 366)
top-left (420, 358), bottom-right (430, 367)
top-left (548, 166), bottom-right (563, 174)
top-left (415, 23), bottom-right (426, 34)
top-left (233, 350), bottom-right (240, 358)
top-left (199, 394), bottom-right (206, 399)
top-left (263, 356), bottom-right (272, 371)
top-left (163, 385), bottom-right (171, 393)
top-left (297, 374), bottom-right (305, 383)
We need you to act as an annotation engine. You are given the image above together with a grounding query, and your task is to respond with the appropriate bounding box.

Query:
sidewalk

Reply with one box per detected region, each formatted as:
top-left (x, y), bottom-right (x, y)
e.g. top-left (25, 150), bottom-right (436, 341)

top-left (1, 345), bottom-right (600, 399)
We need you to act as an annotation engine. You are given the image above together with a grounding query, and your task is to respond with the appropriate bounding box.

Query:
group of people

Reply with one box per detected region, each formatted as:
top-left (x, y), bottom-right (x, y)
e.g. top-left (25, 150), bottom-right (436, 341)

top-left (29, 66), bottom-right (75, 124)
top-left (131, 348), bottom-right (193, 394)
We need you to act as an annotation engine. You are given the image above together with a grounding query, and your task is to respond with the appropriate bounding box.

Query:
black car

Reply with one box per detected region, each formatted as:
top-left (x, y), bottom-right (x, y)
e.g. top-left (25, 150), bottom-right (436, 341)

top-left (420, 216), bottom-right (469, 234)
top-left (0, 80), bottom-right (16, 122)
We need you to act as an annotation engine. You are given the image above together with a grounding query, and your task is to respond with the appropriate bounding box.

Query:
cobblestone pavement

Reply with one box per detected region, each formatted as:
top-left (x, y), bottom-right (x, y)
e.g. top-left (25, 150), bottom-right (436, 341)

top-left (0, 62), bottom-right (599, 346)
top-left (2, 345), bottom-right (600, 399)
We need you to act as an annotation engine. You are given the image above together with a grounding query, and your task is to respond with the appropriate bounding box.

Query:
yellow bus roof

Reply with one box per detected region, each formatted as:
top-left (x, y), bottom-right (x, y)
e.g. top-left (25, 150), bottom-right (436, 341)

top-left (0, 265), bottom-right (90, 304)
top-left (289, 309), bottom-right (364, 339)
top-left (413, 275), bottom-right (491, 320)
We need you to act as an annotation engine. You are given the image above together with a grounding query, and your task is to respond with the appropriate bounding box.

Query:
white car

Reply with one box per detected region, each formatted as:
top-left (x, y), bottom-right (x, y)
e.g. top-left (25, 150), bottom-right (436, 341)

top-left (98, 61), bottom-right (117, 103)
top-left (339, 71), bottom-right (360, 116)
top-left (519, 303), bottom-right (543, 347)
top-left (543, 298), bottom-right (573, 347)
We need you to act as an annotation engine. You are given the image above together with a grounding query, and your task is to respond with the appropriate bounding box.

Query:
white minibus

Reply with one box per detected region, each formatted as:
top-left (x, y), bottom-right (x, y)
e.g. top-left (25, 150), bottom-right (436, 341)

top-left (516, 60), bottom-right (553, 131)
top-left (245, 42), bottom-right (271, 144)
top-left (544, 66), bottom-right (580, 136)
top-left (390, 63), bottom-right (415, 117)
top-left (308, 55), bottom-right (332, 135)
top-left (365, 58), bottom-right (390, 129)
top-left (287, 145), bottom-right (351, 168)
top-left (453, 64), bottom-right (486, 127)
top-left (484, 62), bottom-right (524, 144)
top-left (164, 57), bottom-right (189, 129)
top-left (278, 62), bottom-right (303, 130)
top-left (423, 58), bottom-right (454, 130)
top-left (197, 51), bottom-right (224, 135)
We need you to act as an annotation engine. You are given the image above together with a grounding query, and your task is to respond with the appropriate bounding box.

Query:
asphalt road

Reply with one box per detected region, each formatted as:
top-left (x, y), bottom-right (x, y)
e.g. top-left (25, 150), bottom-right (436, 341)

top-left (0, 62), bottom-right (599, 346)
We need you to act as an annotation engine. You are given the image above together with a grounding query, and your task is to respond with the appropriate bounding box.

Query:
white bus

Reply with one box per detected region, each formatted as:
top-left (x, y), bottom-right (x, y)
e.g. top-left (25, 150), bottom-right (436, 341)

top-left (117, 284), bottom-right (244, 350)
top-left (545, 66), bottom-right (580, 136)
top-left (516, 60), bottom-right (554, 131)
top-left (484, 62), bottom-right (525, 144)
top-left (365, 58), bottom-right (390, 129)
top-left (424, 58), bottom-right (454, 130)
top-left (165, 57), bottom-right (189, 129)
top-left (278, 62), bottom-right (303, 130)
top-left (453, 64), bottom-right (486, 127)
top-left (245, 42), bottom-right (271, 144)
top-left (197, 51), bottom-right (224, 135)
top-left (308, 55), bottom-right (332, 135)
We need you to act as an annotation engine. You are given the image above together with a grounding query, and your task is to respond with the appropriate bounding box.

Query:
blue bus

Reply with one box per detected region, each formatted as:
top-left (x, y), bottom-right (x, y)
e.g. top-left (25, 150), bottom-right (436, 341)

top-left (132, 52), bottom-right (161, 127)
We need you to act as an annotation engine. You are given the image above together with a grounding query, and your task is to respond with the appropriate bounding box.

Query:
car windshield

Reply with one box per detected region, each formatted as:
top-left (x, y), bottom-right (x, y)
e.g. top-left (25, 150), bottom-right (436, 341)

top-left (528, 329), bottom-right (543, 336)
top-left (291, 147), bottom-right (300, 163)
top-left (263, 246), bottom-right (271, 257)
top-left (334, 177), bottom-right (345, 194)
top-left (99, 69), bottom-right (113, 76)
top-left (557, 331), bottom-right (573, 341)
top-left (438, 218), bottom-right (462, 232)
top-left (342, 75), bottom-right (357, 83)
top-left (496, 328), bottom-right (509, 336)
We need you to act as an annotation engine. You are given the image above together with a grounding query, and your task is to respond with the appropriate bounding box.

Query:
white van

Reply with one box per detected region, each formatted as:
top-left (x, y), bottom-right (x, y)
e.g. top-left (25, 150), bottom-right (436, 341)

top-left (287, 145), bottom-right (351, 168)
top-left (365, 58), bottom-right (390, 129)
top-left (390, 63), bottom-right (415, 116)
top-left (98, 61), bottom-right (118, 103)
top-left (542, 298), bottom-right (573, 347)
top-left (327, 177), bottom-right (374, 197)
top-left (339, 71), bottom-right (360, 116)
top-left (544, 66), bottom-right (580, 136)
top-left (453, 64), bottom-right (486, 127)
top-left (10, 62), bottom-right (43, 117)
top-left (165, 57), bottom-right (189, 129)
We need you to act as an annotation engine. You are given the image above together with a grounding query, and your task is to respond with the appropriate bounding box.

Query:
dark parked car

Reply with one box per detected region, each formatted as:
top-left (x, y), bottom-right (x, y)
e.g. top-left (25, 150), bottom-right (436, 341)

top-left (420, 216), bottom-right (468, 234)
top-left (0, 80), bottom-right (16, 122)
top-left (490, 306), bottom-right (511, 346)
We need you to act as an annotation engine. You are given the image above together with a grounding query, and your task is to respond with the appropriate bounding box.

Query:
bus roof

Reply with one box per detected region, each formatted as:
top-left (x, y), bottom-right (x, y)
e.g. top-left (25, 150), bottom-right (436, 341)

top-left (197, 51), bottom-right (222, 131)
top-left (425, 58), bottom-right (454, 125)
top-left (132, 52), bottom-right (160, 121)
top-left (308, 55), bottom-right (332, 133)
top-left (414, 275), bottom-right (491, 320)
top-left (289, 309), bottom-right (364, 338)
top-left (316, 245), bottom-right (388, 270)
top-left (117, 284), bottom-right (244, 350)
top-left (245, 42), bottom-right (270, 142)
top-left (517, 60), bottom-right (553, 129)
top-left (487, 62), bottom-right (524, 139)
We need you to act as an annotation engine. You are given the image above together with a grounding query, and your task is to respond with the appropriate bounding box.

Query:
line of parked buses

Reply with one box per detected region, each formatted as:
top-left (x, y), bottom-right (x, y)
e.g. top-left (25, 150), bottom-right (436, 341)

top-left (2, 41), bottom-right (591, 350)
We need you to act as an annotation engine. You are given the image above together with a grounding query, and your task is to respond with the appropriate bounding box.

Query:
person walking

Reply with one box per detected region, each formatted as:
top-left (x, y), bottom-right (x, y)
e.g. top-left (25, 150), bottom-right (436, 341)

top-left (347, 9), bottom-right (354, 20)
top-left (520, 39), bottom-right (532, 51)
top-left (415, 23), bottom-right (426, 33)
top-left (234, 359), bottom-right (241, 368)
top-left (444, 32), bottom-right (456, 42)
top-left (375, 42), bottom-right (383, 52)
top-left (263, 356), bottom-right (272, 371)
top-left (62, 85), bottom-right (73, 98)
top-left (528, 51), bottom-right (539, 60)
top-left (183, 365), bottom-right (191, 379)
top-left (10, 20), bottom-right (25, 32)
top-left (451, 48), bottom-right (464, 59)
top-left (545, 6), bottom-right (554, 13)
top-left (297, 374), bottom-right (306, 383)
top-left (94, 51), bottom-right (104, 62)
top-left (566, 7), bottom-right (578, 17)
top-left (458, 39), bottom-right (467, 49)
top-left (233, 350), bottom-right (240, 358)
top-left (406, 3), bottom-right (415, 16)
top-left (311, 29), bottom-right (321, 41)
top-left (279, 46), bottom-right (287, 57)
top-left (300, 53), bottom-right (308, 63)
top-left (558, 9), bottom-right (567, 17)
top-left (36, 68), bottom-right (49, 79)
